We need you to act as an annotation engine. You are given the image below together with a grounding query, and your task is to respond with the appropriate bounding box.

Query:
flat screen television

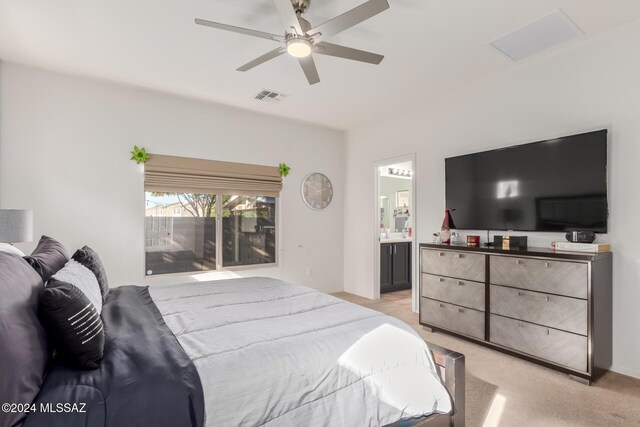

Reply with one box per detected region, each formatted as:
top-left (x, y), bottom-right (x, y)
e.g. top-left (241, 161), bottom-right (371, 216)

top-left (445, 130), bottom-right (608, 232)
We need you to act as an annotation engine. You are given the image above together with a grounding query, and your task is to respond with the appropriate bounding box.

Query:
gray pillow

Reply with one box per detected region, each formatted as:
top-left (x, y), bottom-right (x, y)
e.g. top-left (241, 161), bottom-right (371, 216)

top-left (72, 246), bottom-right (109, 303)
top-left (0, 253), bottom-right (49, 427)
top-left (23, 235), bottom-right (69, 282)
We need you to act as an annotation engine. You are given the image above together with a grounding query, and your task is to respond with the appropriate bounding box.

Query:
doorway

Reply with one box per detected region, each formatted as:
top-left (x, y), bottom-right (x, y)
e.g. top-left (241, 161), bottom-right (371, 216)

top-left (373, 154), bottom-right (417, 312)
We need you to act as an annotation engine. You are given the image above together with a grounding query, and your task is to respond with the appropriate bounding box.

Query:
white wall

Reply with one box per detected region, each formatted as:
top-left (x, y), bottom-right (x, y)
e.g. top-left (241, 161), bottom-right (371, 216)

top-left (0, 63), bottom-right (345, 293)
top-left (343, 20), bottom-right (640, 378)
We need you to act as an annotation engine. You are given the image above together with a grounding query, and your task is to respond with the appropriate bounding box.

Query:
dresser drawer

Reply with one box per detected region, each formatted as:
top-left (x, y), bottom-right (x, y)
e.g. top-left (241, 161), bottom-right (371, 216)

top-left (490, 256), bottom-right (588, 299)
top-left (420, 298), bottom-right (485, 340)
top-left (421, 249), bottom-right (485, 282)
top-left (490, 285), bottom-right (587, 336)
top-left (422, 274), bottom-right (485, 311)
top-left (490, 314), bottom-right (587, 372)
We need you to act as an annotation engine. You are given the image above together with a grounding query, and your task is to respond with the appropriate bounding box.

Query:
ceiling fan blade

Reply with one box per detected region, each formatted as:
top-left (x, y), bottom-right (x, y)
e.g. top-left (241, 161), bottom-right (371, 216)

top-left (237, 48), bottom-right (286, 72)
top-left (315, 42), bottom-right (384, 65)
top-left (310, 0), bottom-right (390, 41)
top-left (298, 56), bottom-right (320, 85)
top-left (195, 18), bottom-right (284, 42)
top-left (272, 0), bottom-right (303, 34)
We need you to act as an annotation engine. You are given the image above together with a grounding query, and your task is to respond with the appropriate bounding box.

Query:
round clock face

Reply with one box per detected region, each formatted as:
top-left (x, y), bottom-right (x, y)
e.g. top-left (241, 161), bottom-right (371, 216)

top-left (301, 173), bottom-right (333, 210)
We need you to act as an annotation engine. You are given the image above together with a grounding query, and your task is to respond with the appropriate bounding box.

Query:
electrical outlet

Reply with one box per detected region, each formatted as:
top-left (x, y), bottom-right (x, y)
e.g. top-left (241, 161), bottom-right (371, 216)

top-left (306, 268), bottom-right (312, 277)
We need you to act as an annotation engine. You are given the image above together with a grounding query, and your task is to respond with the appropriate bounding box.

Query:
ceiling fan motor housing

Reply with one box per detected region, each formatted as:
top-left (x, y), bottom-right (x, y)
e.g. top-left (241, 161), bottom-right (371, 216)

top-left (290, 0), bottom-right (310, 14)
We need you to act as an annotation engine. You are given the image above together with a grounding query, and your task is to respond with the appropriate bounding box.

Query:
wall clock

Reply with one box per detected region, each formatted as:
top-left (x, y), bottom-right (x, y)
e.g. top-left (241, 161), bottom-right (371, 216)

top-left (301, 173), bottom-right (333, 210)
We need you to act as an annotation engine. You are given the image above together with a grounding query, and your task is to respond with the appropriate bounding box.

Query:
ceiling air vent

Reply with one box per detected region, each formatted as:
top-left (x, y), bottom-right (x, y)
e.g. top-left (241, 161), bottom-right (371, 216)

top-left (490, 9), bottom-right (584, 61)
top-left (254, 90), bottom-right (289, 104)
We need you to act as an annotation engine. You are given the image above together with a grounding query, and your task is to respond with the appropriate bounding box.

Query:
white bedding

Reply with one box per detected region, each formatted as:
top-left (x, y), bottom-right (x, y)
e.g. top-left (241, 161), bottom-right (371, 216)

top-left (149, 277), bottom-right (452, 426)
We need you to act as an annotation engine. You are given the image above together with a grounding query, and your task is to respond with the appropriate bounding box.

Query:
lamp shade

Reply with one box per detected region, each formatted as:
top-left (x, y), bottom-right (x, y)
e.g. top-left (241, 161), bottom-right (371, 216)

top-left (0, 210), bottom-right (34, 243)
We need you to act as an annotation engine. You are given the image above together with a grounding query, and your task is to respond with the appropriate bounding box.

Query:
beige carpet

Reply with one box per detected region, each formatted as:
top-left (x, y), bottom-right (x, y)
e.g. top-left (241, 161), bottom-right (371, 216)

top-left (333, 290), bottom-right (640, 427)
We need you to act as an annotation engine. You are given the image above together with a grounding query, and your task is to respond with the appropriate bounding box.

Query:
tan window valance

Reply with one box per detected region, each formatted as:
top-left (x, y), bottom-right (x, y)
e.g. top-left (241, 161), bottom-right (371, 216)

top-left (144, 154), bottom-right (282, 197)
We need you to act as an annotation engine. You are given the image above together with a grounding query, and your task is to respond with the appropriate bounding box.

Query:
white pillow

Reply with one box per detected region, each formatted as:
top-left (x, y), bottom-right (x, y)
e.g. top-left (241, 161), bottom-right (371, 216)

top-left (0, 242), bottom-right (26, 257)
top-left (51, 259), bottom-right (103, 314)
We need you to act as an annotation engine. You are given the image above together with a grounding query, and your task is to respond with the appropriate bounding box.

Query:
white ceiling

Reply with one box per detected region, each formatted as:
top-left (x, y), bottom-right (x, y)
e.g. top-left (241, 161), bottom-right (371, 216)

top-left (2, 1), bottom-right (640, 130)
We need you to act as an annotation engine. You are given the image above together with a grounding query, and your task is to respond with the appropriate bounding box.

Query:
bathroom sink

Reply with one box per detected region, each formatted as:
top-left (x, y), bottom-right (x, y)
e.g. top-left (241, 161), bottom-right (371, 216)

top-left (380, 237), bottom-right (411, 243)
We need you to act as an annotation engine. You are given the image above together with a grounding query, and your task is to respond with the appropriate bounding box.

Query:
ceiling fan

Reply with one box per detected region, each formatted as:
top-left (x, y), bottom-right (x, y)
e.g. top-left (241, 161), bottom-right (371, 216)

top-left (195, 0), bottom-right (390, 85)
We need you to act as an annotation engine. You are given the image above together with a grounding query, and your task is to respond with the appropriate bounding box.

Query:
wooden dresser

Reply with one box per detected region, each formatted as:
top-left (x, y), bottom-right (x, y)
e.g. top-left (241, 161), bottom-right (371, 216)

top-left (419, 243), bottom-right (612, 384)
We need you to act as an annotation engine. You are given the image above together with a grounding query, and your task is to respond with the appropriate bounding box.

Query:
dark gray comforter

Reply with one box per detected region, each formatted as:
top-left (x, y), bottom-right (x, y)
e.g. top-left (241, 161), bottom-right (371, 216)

top-left (23, 286), bottom-right (204, 427)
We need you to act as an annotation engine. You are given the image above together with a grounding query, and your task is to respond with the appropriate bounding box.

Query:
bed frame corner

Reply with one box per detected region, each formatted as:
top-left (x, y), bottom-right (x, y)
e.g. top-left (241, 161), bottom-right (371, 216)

top-left (428, 342), bottom-right (465, 427)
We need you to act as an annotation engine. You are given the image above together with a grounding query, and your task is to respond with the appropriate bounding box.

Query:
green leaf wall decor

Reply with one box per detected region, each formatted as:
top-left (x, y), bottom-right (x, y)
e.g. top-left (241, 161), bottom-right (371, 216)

top-left (130, 146), bottom-right (151, 164)
top-left (278, 163), bottom-right (291, 177)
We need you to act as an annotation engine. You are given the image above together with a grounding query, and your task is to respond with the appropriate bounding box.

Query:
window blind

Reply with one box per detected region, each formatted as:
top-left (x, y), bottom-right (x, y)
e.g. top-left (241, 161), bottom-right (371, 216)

top-left (144, 154), bottom-right (282, 197)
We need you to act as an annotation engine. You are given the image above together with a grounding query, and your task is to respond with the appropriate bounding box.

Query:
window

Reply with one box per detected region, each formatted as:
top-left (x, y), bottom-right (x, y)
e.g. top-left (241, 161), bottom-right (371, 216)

top-left (223, 195), bottom-right (276, 267)
top-left (143, 154), bottom-right (282, 276)
top-left (145, 192), bottom-right (277, 275)
top-left (145, 193), bottom-right (217, 276)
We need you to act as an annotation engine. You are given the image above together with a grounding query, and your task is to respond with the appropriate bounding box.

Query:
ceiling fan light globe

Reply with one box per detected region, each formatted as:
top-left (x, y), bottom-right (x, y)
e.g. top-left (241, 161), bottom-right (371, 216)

top-left (287, 40), bottom-right (312, 58)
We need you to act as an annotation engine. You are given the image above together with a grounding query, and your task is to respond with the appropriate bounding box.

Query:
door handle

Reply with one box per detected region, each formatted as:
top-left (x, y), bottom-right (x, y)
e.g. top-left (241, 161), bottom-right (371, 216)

top-left (458, 281), bottom-right (465, 286)
top-left (394, 245), bottom-right (397, 255)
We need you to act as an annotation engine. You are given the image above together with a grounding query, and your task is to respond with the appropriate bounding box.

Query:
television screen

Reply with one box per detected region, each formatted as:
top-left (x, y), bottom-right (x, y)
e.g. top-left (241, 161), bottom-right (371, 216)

top-left (445, 130), bottom-right (608, 232)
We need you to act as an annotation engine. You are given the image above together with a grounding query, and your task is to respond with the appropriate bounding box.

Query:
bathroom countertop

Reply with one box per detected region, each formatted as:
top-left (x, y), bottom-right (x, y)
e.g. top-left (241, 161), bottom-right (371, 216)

top-left (380, 238), bottom-right (412, 244)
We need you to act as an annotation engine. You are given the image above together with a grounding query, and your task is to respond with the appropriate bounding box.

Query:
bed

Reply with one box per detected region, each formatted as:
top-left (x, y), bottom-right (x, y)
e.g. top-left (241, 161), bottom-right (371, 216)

top-left (23, 277), bottom-right (464, 427)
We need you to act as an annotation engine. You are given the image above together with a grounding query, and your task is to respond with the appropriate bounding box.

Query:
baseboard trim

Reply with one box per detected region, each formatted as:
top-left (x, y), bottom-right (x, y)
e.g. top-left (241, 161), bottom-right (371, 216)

top-left (610, 365), bottom-right (640, 380)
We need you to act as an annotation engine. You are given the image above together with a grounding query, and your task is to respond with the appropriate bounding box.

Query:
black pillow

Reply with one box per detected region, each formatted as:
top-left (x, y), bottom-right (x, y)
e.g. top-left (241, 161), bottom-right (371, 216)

top-left (72, 246), bottom-right (109, 302)
top-left (38, 280), bottom-right (105, 369)
top-left (24, 235), bottom-right (69, 282)
top-left (0, 253), bottom-right (49, 427)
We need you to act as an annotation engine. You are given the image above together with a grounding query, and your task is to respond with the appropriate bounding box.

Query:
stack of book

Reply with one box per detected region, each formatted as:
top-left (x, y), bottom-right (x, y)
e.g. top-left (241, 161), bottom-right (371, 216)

top-left (551, 241), bottom-right (611, 253)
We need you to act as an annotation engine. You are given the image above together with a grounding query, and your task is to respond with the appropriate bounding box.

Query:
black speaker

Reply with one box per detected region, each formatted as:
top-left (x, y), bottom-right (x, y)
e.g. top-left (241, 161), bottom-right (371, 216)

top-left (566, 231), bottom-right (596, 243)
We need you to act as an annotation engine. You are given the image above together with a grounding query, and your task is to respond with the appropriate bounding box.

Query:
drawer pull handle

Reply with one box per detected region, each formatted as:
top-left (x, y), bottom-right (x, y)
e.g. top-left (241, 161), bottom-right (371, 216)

top-left (545, 329), bottom-right (550, 336)
top-left (439, 303), bottom-right (445, 308)
top-left (439, 252), bottom-right (445, 257)
top-left (545, 262), bottom-right (550, 268)
top-left (517, 322), bottom-right (522, 328)
top-left (439, 277), bottom-right (445, 282)
top-left (518, 291), bottom-right (551, 303)
top-left (458, 308), bottom-right (465, 313)
top-left (458, 281), bottom-right (464, 286)
top-left (516, 259), bottom-right (523, 265)
top-left (456, 254), bottom-right (463, 259)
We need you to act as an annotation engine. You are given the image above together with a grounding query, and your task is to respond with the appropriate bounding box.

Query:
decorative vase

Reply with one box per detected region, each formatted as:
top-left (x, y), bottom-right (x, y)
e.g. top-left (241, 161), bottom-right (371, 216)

top-left (440, 208), bottom-right (456, 244)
